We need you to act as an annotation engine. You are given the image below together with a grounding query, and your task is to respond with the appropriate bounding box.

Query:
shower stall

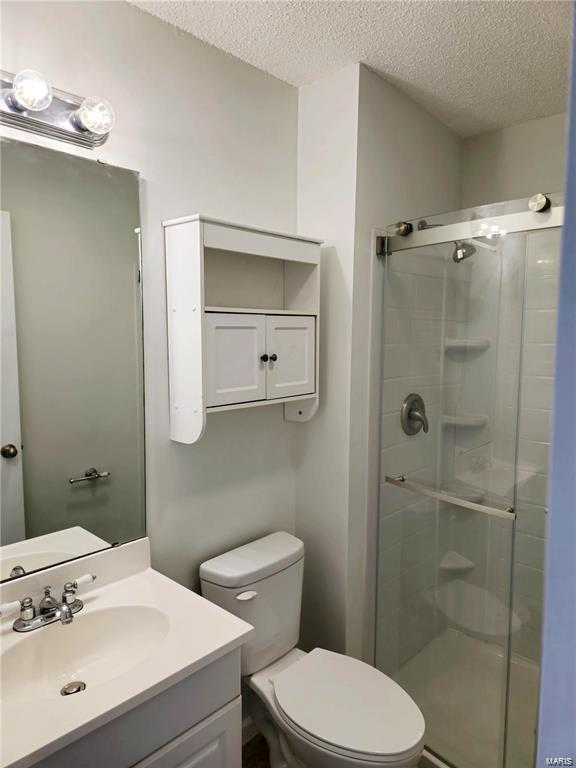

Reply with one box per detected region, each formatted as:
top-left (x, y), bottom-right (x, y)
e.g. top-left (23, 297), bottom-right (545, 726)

top-left (375, 196), bottom-right (562, 768)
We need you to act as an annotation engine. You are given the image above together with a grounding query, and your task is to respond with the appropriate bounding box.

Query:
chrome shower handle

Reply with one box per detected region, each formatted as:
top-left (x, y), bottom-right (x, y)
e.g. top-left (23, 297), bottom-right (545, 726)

top-left (401, 393), bottom-right (430, 436)
top-left (409, 408), bottom-right (429, 434)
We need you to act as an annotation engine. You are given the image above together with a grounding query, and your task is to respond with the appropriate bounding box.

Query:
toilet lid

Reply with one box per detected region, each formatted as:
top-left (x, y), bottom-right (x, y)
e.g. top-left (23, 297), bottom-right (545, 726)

top-left (272, 649), bottom-right (425, 760)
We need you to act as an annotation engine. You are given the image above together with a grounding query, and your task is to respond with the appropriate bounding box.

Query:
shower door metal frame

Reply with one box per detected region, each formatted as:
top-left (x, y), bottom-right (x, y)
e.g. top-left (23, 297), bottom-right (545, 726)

top-left (383, 206), bottom-right (564, 254)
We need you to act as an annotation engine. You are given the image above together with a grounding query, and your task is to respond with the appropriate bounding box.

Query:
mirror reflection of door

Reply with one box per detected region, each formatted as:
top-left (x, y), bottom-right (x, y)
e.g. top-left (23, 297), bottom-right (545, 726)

top-left (0, 139), bottom-right (145, 578)
top-left (1, 211), bottom-right (25, 545)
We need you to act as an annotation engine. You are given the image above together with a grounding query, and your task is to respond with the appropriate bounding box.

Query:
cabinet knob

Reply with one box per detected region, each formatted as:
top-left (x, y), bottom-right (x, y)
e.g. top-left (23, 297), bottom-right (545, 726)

top-left (270, 354), bottom-right (278, 362)
top-left (1, 444), bottom-right (18, 459)
top-left (260, 354), bottom-right (269, 362)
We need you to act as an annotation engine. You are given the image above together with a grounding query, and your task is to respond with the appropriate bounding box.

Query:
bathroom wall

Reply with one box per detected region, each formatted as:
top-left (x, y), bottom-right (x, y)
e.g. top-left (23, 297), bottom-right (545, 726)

top-left (294, 64), bottom-right (360, 653)
top-left (294, 64), bottom-right (462, 657)
top-left (462, 113), bottom-right (566, 207)
top-left (349, 66), bottom-right (462, 661)
top-left (0, 1), bottom-right (299, 587)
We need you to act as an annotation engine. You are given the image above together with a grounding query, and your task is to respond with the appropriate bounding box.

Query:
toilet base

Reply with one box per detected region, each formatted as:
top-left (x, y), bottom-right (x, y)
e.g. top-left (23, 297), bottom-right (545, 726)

top-left (247, 687), bottom-right (305, 768)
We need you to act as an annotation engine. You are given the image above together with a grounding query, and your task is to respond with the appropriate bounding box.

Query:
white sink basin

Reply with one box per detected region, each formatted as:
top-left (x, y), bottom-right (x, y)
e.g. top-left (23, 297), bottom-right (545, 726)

top-left (2, 606), bottom-right (170, 702)
top-left (0, 540), bottom-right (253, 768)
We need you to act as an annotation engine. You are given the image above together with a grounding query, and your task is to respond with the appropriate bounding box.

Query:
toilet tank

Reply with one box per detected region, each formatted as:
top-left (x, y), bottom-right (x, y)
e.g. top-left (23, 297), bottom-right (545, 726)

top-left (200, 532), bottom-right (304, 675)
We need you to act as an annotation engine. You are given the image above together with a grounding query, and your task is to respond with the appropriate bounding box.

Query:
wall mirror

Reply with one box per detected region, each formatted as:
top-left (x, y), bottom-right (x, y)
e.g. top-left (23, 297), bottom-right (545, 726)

top-left (0, 138), bottom-right (145, 581)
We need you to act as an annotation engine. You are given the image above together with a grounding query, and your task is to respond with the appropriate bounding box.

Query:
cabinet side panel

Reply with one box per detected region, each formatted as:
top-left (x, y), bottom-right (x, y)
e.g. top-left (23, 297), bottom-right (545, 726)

top-left (165, 221), bottom-right (205, 443)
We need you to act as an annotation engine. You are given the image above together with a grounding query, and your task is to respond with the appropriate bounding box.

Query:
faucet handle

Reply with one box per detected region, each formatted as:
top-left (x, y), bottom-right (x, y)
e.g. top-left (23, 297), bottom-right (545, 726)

top-left (62, 574), bottom-right (96, 600)
top-left (65, 574), bottom-right (96, 592)
top-left (20, 597), bottom-right (36, 621)
top-left (0, 599), bottom-right (24, 618)
top-left (0, 597), bottom-right (35, 620)
top-left (62, 587), bottom-right (76, 605)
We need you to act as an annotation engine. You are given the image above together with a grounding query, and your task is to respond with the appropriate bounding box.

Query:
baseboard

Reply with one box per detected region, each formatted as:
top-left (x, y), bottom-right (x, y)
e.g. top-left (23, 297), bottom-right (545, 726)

top-left (420, 749), bottom-right (451, 767)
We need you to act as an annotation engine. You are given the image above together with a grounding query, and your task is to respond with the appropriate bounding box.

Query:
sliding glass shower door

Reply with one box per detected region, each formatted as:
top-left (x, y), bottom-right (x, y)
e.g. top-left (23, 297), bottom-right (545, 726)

top-left (375, 201), bottom-right (561, 768)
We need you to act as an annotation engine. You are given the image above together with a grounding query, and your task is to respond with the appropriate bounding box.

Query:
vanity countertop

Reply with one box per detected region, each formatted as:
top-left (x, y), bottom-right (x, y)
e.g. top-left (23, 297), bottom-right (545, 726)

top-left (0, 552), bottom-right (252, 768)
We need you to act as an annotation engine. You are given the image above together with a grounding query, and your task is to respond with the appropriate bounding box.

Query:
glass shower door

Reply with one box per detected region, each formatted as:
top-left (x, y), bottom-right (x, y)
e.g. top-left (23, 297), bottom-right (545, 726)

top-left (376, 230), bottom-right (526, 768)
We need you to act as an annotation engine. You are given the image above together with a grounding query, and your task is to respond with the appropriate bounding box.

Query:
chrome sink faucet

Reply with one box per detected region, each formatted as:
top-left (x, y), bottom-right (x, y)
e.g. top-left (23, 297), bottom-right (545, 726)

top-left (0, 574), bottom-right (96, 632)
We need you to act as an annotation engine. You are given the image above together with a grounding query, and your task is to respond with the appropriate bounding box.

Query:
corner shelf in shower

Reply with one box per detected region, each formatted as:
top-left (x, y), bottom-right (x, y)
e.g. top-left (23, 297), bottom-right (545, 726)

top-left (442, 414), bottom-right (489, 428)
top-left (439, 550), bottom-right (475, 573)
top-left (444, 338), bottom-right (491, 352)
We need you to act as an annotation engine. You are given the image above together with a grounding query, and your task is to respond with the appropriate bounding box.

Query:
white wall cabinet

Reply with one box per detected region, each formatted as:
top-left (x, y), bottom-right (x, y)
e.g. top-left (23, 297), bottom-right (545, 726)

top-left (164, 215), bottom-right (322, 443)
top-left (205, 313), bottom-right (315, 407)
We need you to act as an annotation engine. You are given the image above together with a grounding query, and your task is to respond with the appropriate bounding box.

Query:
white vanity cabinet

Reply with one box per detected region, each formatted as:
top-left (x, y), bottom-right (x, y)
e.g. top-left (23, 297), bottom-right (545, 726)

top-left (164, 215), bottom-right (322, 443)
top-left (133, 698), bottom-right (240, 768)
top-left (205, 313), bottom-right (315, 407)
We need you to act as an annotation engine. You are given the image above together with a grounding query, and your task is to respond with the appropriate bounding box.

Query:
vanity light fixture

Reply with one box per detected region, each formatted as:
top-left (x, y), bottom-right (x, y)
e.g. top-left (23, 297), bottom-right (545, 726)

top-left (1, 69), bottom-right (114, 148)
top-left (9, 69), bottom-right (53, 112)
top-left (72, 96), bottom-right (115, 135)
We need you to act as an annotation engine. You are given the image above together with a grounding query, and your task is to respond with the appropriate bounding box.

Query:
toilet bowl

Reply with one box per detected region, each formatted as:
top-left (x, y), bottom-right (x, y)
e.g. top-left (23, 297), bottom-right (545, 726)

top-left (200, 532), bottom-right (425, 768)
top-left (248, 649), bottom-right (424, 768)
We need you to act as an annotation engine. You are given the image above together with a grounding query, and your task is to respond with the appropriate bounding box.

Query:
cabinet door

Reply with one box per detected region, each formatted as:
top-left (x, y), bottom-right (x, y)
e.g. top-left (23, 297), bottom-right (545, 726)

top-left (205, 314), bottom-right (266, 407)
top-left (266, 315), bottom-right (315, 399)
top-left (133, 698), bottom-right (241, 768)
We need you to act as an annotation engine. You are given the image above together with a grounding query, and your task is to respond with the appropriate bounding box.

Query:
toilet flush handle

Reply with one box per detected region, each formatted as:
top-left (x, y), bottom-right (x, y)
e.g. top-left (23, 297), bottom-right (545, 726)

top-left (236, 590), bottom-right (258, 601)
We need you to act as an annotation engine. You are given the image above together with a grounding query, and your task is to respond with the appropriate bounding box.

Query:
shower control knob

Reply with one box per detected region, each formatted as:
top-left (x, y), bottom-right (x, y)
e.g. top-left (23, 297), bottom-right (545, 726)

top-left (1, 444), bottom-right (18, 459)
top-left (528, 193), bottom-right (551, 213)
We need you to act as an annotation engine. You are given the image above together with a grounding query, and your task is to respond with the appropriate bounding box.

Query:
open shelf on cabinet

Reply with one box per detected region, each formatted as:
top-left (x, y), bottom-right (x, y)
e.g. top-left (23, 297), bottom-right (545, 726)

top-left (164, 214), bottom-right (322, 443)
top-left (205, 306), bottom-right (318, 316)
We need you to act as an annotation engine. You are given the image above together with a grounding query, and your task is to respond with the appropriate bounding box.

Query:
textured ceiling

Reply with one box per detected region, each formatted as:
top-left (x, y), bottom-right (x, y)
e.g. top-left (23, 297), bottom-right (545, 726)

top-left (129, 0), bottom-right (572, 137)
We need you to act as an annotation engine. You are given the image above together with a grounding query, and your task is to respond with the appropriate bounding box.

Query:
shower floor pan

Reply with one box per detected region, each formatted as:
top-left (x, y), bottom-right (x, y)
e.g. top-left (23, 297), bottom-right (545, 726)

top-left (393, 628), bottom-right (538, 768)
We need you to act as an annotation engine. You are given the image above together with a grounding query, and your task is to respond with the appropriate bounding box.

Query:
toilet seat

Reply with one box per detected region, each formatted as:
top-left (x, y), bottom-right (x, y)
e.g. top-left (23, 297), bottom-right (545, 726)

top-left (272, 648), bottom-right (425, 763)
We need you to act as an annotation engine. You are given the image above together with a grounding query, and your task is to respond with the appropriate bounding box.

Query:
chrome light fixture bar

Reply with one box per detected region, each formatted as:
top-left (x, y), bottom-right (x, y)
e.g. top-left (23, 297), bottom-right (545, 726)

top-left (0, 70), bottom-right (114, 149)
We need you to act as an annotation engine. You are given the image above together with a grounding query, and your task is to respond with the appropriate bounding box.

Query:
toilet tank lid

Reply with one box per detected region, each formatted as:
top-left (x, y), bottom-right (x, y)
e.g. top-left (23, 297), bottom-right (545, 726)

top-left (199, 532), bottom-right (304, 588)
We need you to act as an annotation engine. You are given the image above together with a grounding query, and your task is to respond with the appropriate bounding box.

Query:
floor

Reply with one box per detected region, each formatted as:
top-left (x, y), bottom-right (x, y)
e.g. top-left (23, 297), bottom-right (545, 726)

top-left (243, 735), bottom-right (271, 768)
top-left (394, 628), bottom-right (539, 768)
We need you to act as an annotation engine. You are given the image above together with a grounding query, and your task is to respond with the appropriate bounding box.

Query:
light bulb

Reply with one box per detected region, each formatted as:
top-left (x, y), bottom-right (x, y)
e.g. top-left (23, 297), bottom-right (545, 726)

top-left (74, 96), bottom-right (115, 135)
top-left (11, 69), bottom-right (53, 111)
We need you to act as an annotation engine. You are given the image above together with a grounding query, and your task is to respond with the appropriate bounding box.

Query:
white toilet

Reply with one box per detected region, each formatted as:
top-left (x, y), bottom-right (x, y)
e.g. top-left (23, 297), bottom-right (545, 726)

top-left (200, 532), bottom-right (425, 768)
